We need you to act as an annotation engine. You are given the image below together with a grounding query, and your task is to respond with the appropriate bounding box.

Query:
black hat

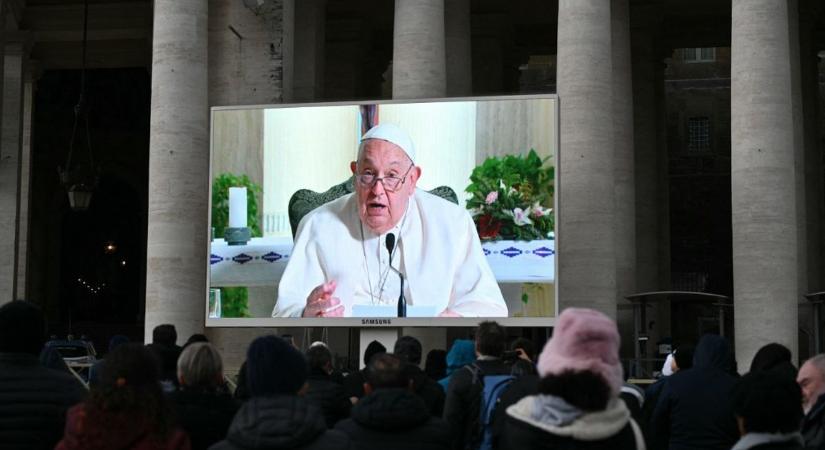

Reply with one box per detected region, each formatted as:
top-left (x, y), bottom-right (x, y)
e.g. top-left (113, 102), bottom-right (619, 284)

top-left (246, 335), bottom-right (307, 396)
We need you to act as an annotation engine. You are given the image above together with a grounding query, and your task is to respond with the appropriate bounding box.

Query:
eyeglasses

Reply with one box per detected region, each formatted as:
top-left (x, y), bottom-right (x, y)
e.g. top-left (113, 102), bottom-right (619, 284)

top-left (356, 163), bottom-right (414, 192)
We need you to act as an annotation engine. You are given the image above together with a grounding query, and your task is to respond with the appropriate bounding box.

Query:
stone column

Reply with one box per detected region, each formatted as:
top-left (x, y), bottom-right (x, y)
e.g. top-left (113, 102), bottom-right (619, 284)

top-left (392, 0), bottom-right (446, 99)
top-left (445, 0), bottom-right (471, 96)
top-left (293, 0), bottom-right (325, 102)
top-left (145, 0), bottom-right (209, 343)
top-left (557, 0), bottom-right (616, 317)
top-left (731, 0), bottom-right (800, 363)
top-left (0, 37), bottom-right (27, 305)
top-left (15, 65), bottom-right (36, 301)
top-left (612, 0), bottom-right (636, 351)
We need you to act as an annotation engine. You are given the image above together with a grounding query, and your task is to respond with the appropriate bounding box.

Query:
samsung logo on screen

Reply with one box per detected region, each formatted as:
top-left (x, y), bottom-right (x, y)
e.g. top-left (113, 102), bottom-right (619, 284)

top-left (361, 318), bottom-right (392, 325)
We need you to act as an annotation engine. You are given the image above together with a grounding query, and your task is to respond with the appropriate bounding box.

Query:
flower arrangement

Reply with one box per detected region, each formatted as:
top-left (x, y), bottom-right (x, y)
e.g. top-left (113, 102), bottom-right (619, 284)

top-left (465, 149), bottom-right (554, 241)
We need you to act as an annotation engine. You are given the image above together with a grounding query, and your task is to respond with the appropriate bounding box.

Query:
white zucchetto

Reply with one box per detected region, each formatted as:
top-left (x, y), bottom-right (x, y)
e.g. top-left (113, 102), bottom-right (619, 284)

top-left (360, 123), bottom-right (416, 162)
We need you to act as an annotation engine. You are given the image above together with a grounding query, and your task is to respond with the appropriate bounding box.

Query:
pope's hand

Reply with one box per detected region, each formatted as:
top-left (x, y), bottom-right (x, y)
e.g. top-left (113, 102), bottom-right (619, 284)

top-left (438, 308), bottom-right (461, 317)
top-left (302, 280), bottom-right (345, 317)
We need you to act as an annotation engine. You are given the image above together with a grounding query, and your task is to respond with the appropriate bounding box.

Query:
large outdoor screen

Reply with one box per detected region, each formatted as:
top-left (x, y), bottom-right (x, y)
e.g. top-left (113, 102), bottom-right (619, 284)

top-left (206, 95), bottom-right (558, 327)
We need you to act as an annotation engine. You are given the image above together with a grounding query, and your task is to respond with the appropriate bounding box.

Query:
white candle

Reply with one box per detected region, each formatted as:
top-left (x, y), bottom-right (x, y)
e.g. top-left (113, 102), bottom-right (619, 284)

top-left (228, 187), bottom-right (247, 228)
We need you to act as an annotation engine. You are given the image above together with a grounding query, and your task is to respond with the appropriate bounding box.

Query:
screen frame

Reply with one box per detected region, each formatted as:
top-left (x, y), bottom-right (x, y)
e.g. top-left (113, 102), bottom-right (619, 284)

top-left (205, 93), bottom-right (560, 328)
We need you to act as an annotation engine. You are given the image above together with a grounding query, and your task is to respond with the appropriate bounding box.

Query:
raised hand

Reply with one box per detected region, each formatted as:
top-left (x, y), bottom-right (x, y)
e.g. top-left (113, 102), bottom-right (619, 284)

top-left (302, 280), bottom-right (345, 317)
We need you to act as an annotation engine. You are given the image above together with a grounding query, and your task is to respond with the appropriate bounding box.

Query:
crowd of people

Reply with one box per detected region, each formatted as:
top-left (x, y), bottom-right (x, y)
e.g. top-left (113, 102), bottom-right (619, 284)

top-left (1, 299), bottom-right (823, 450)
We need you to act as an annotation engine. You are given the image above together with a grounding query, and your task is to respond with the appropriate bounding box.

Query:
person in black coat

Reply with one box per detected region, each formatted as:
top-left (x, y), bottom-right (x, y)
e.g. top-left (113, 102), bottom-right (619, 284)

top-left (305, 343), bottom-right (352, 428)
top-left (0, 300), bottom-right (87, 450)
top-left (335, 353), bottom-right (450, 450)
top-left (443, 321), bottom-right (512, 450)
top-left (146, 323), bottom-right (183, 391)
top-left (395, 335), bottom-right (446, 416)
top-left (730, 369), bottom-right (804, 450)
top-left (168, 342), bottom-right (239, 450)
top-left (501, 308), bottom-right (644, 450)
top-left (210, 335), bottom-right (350, 450)
top-left (343, 340), bottom-right (386, 403)
top-left (649, 334), bottom-right (739, 450)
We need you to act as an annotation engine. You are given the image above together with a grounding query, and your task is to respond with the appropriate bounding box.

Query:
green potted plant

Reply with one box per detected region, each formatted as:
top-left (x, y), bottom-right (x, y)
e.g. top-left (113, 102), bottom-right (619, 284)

top-left (210, 173), bottom-right (262, 318)
top-left (465, 149), bottom-right (554, 241)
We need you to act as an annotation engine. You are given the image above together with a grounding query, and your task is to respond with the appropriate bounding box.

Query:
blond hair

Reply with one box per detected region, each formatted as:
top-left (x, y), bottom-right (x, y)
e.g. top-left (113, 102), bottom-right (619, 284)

top-left (177, 342), bottom-right (223, 389)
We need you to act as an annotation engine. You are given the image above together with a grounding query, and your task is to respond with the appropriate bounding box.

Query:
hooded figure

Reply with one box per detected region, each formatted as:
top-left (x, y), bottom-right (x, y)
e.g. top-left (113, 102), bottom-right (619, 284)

top-left (649, 334), bottom-right (739, 450)
top-left (437, 339), bottom-right (476, 391)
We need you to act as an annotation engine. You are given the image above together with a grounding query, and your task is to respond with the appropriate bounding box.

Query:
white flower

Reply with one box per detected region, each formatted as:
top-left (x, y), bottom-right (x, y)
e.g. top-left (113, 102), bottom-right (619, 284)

top-left (511, 207), bottom-right (533, 226)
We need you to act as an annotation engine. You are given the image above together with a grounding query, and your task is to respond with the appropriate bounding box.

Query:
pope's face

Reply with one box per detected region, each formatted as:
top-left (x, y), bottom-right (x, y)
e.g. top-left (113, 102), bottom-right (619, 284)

top-left (351, 139), bottom-right (420, 235)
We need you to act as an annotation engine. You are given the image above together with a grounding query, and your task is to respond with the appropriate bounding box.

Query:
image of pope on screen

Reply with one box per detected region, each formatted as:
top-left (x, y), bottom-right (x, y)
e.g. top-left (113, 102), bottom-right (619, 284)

top-left (271, 123), bottom-right (508, 318)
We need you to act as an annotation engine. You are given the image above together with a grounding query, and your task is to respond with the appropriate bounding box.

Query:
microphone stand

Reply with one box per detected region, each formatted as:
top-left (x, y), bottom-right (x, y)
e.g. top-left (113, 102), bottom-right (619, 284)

top-left (385, 233), bottom-right (406, 317)
top-left (389, 266), bottom-right (406, 317)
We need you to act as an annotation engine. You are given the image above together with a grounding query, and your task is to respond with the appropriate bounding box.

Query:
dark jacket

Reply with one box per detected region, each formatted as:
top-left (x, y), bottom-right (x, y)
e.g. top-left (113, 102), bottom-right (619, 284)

top-left (649, 334), bottom-right (739, 450)
top-left (443, 357), bottom-right (512, 450)
top-left (343, 370), bottom-right (367, 400)
top-left (404, 363), bottom-right (446, 417)
top-left (335, 388), bottom-right (451, 450)
top-left (501, 396), bottom-right (643, 450)
top-left (56, 403), bottom-right (191, 450)
top-left (146, 343), bottom-right (182, 386)
top-left (168, 388), bottom-right (240, 450)
top-left (493, 373), bottom-right (539, 447)
top-left (209, 395), bottom-right (351, 450)
top-left (0, 353), bottom-right (87, 450)
top-left (802, 394), bottom-right (825, 449)
top-left (305, 368), bottom-right (353, 428)
top-left (642, 375), bottom-right (668, 429)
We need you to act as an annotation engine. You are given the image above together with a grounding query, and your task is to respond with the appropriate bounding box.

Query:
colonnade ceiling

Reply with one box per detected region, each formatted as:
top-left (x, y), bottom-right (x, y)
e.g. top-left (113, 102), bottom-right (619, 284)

top-left (9, 0), bottom-right (825, 75)
top-left (20, 0), bottom-right (151, 70)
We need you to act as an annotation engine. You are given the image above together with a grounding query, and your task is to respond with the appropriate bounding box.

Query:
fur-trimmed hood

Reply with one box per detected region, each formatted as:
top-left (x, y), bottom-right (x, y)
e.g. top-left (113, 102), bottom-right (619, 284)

top-left (506, 394), bottom-right (632, 441)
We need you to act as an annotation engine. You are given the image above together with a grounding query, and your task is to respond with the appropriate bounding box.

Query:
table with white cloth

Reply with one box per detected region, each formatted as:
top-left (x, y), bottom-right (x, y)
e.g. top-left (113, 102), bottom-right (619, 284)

top-left (209, 237), bottom-right (554, 317)
top-left (209, 237), bottom-right (554, 286)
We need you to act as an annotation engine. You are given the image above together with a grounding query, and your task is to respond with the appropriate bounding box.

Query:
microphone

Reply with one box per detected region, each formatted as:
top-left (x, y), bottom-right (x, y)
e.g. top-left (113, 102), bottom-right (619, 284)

top-left (385, 233), bottom-right (406, 318)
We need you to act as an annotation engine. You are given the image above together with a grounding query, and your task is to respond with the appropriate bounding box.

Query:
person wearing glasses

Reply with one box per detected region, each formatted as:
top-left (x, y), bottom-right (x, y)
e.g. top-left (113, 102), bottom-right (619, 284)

top-left (271, 123), bottom-right (507, 318)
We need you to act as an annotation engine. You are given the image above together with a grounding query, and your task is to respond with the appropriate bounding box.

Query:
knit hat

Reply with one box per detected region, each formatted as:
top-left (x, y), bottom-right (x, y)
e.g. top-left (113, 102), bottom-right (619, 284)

top-left (360, 123), bottom-right (416, 162)
top-left (537, 307), bottom-right (623, 396)
top-left (246, 335), bottom-right (308, 396)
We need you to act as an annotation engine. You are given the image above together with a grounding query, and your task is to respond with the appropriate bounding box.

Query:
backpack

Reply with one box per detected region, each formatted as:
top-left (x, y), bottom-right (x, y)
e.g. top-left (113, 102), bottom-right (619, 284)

top-left (466, 363), bottom-right (516, 450)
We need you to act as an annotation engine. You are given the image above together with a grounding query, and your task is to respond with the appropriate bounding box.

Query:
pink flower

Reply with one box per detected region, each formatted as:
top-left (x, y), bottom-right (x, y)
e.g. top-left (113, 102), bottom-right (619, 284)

top-left (485, 191), bottom-right (498, 205)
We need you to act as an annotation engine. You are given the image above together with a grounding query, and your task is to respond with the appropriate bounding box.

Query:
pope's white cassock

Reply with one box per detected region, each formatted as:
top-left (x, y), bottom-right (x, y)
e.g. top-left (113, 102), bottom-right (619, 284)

top-left (271, 188), bottom-right (508, 317)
